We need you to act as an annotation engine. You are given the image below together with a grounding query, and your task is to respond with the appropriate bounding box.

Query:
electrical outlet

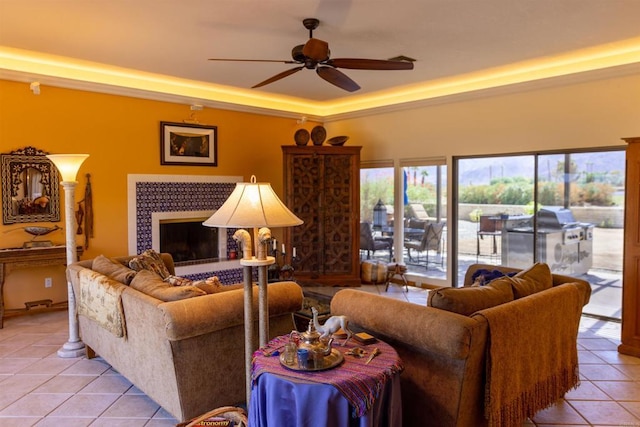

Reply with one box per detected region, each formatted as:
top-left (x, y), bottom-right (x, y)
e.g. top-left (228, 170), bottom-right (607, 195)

top-left (45, 277), bottom-right (52, 288)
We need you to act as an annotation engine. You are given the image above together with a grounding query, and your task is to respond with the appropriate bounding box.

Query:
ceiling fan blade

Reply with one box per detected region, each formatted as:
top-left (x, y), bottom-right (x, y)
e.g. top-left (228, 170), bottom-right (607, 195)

top-left (302, 38), bottom-right (330, 62)
top-left (208, 58), bottom-right (297, 64)
top-left (316, 67), bottom-right (360, 92)
top-left (327, 58), bottom-right (414, 70)
top-left (252, 66), bottom-right (304, 88)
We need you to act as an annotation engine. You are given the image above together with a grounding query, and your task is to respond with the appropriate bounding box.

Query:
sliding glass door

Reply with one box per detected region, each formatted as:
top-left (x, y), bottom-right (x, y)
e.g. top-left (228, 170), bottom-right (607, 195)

top-left (361, 159), bottom-right (448, 282)
top-left (455, 148), bottom-right (624, 319)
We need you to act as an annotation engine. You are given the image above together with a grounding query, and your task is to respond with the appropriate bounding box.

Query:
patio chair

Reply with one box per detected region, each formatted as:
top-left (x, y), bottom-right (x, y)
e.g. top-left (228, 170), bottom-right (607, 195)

top-left (408, 203), bottom-right (432, 221)
top-left (404, 221), bottom-right (445, 268)
top-left (360, 221), bottom-right (393, 261)
top-left (476, 215), bottom-right (502, 262)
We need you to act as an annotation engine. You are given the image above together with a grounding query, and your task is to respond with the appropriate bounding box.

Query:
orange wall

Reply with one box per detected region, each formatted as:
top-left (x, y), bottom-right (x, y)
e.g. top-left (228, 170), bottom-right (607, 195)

top-left (0, 79), bottom-right (319, 308)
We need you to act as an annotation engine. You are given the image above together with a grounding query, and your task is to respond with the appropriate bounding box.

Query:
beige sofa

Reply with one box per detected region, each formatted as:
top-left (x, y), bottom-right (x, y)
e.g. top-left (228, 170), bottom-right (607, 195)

top-left (68, 253), bottom-right (303, 422)
top-left (331, 263), bottom-right (591, 427)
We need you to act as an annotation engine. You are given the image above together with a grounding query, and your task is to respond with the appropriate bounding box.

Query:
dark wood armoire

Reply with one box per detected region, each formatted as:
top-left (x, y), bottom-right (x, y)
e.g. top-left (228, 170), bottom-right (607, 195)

top-left (282, 145), bottom-right (361, 285)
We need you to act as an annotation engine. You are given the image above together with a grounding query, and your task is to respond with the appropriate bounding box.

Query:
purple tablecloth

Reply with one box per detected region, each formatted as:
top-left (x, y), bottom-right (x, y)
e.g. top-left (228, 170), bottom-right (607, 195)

top-left (249, 335), bottom-right (403, 427)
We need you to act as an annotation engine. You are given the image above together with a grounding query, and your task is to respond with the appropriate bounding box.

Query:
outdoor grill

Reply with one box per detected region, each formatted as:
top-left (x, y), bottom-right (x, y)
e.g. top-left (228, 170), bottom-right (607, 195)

top-left (502, 207), bottom-right (593, 275)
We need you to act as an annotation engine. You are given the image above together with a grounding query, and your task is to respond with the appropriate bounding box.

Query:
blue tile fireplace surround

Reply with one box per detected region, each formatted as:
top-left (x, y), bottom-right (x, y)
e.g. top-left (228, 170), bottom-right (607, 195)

top-left (127, 174), bottom-right (246, 284)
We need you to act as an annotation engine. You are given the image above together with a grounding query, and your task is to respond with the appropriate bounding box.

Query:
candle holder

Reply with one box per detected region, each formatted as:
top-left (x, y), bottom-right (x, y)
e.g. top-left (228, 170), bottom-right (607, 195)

top-left (268, 240), bottom-right (282, 282)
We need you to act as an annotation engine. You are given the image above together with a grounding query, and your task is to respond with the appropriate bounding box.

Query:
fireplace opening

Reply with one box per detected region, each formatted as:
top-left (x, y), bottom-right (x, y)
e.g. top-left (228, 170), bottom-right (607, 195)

top-left (159, 217), bottom-right (219, 266)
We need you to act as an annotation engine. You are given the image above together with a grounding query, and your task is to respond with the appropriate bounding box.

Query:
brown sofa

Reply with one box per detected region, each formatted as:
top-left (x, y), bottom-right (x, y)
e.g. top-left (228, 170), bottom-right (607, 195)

top-left (331, 263), bottom-right (591, 427)
top-left (68, 253), bottom-right (303, 422)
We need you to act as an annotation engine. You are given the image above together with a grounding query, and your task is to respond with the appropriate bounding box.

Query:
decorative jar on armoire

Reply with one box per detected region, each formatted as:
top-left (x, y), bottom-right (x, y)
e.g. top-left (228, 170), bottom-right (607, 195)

top-left (282, 145), bottom-right (361, 285)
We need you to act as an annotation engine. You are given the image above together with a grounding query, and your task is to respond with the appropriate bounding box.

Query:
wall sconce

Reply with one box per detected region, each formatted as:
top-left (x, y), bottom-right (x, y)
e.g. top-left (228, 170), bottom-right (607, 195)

top-left (46, 153), bottom-right (89, 358)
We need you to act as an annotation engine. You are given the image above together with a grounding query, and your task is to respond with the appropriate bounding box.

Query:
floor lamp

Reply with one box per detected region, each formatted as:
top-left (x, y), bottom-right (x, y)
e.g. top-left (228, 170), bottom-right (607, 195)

top-left (46, 154), bottom-right (89, 358)
top-left (203, 175), bottom-right (302, 404)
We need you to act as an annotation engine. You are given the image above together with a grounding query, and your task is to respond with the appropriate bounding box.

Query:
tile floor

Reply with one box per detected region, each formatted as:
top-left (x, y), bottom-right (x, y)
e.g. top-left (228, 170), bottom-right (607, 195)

top-left (0, 284), bottom-right (639, 426)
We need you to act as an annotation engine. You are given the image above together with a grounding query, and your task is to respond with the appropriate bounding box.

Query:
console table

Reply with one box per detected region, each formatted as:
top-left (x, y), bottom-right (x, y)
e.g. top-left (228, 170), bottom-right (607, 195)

top-left (0, 245), bottom-right (83, 328)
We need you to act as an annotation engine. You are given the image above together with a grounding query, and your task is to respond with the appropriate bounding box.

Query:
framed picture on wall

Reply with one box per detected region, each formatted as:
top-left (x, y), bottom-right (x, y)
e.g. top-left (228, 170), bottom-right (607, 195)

top-left (160, 121), bottom-right (218, 166)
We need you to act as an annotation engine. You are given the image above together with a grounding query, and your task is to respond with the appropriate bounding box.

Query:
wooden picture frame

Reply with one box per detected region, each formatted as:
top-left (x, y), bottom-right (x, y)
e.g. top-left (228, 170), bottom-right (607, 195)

top-left (1, 146), bottom-right (61, 224)
top-left (160, 122), bottom-right (218, 166)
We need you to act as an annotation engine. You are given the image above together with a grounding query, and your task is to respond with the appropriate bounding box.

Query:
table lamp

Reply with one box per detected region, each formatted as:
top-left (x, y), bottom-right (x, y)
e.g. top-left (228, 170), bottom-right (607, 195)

top-left (46, 153), bottom-right (89, 358)
top-left (203, 175), bottom-right (302, 403)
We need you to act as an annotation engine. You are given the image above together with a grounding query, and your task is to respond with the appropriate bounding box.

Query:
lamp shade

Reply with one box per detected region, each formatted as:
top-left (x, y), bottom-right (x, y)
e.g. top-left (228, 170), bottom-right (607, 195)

top-left (203, 175), bottom-right (302, 228)
top-left (46, 154), bottom-right (89, 182)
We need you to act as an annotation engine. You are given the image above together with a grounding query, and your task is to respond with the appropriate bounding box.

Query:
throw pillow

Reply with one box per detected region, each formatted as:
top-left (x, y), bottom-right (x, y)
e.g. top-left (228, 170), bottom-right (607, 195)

top-left (162, 274), bottom-right (243, 294)
top-left (470, 268), bottom-right (516, 287)
top-left (164, 275), bottom-right (193, 287)
top-left (128, 249), bottom-right (171, 279)
top-left (130, 270), bottom-right (206, 302)
top-left (192, 277), bottom-right (244, 294)
top-left (191, 276), bottom-right (223, 294)
top-left (92, 255), bottom-right (137, 285)
top-left (509, 262), bottom-right (553, 299)
top-left (428, 277), bottom-right (514, 316)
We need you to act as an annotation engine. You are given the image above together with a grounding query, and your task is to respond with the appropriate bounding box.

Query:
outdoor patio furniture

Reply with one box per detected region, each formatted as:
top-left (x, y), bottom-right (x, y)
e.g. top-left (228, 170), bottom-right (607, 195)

top-left (476, 215), bottom-right (503, 262)
top-left (404, 221), bottom-right (445, 268)
top-left (360, 221), bottom-right (393, 261)
top-left (408, 203), bottom-right (433, 221)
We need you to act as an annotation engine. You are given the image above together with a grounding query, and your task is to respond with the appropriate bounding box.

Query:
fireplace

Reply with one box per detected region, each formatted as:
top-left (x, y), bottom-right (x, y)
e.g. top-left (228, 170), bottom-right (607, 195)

top-left (153, 210), bottom-right (221, 263)
top-left (128, 174), bottom-right (244, 282)
top-left (159, 217), bottom-right (219, 264)
top-left (151, 210), bottom-right (231, 276)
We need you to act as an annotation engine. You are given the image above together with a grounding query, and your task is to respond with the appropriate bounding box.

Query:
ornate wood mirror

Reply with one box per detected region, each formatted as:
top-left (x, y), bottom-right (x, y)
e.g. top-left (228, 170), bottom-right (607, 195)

top-left (1, 146), bottom-right (61, 224)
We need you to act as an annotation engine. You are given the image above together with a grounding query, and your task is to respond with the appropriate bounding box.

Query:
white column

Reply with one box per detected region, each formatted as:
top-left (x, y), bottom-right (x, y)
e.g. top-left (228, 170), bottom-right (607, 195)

top-left (57, 181), bottom-right (86, 358)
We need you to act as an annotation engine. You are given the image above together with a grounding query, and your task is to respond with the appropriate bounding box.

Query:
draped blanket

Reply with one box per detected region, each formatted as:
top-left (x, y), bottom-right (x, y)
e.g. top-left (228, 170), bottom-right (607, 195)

top-left (252, 335), bottom-right (403, 418)
top-left (78, 269), bottom-right (127, 338)
top-left (472, 284), bottom-right (583, 427)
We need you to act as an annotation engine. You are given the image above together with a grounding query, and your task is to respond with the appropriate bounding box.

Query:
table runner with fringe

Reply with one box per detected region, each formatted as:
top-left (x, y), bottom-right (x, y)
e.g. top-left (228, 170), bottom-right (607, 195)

top-left (252, 335), bottom-right (403, 418)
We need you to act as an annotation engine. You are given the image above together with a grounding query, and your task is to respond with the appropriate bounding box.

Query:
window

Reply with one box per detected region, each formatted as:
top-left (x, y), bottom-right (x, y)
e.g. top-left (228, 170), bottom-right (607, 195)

top-left (454, 148), bottom-right (624, 320)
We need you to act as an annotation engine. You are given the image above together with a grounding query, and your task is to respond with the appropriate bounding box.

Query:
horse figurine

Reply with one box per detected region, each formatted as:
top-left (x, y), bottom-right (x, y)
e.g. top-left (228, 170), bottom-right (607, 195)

top-left (311, 307), bottom-right (352, 346)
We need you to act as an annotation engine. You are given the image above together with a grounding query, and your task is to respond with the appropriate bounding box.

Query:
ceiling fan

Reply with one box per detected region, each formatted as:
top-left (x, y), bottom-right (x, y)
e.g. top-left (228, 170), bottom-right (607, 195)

top-left (208, 18), bottom-right (414, 92)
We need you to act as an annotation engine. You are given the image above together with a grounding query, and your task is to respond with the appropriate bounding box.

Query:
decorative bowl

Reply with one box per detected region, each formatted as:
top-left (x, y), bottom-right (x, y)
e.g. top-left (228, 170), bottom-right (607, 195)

top-left (294, 129), bottom-right (310, 146)
top-left (327, 136), bottom-right (349, 146)
top-left (311, 126), bottom-right (327, 145)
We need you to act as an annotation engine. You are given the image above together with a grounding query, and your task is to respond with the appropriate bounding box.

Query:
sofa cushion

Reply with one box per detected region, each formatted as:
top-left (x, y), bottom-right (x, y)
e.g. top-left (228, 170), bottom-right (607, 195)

top-left (509, 262), bottom-right (553, 299)
top-left (128, 249), bottom-right (171, 279)
top-left (428, 277), bottom-right (514, 316)
top-left (92, 255), bottom-right (137, 285)
top-left (163, 275), bottom-right (244, 294)
top-left (130, 270), bottom-right (206, 301)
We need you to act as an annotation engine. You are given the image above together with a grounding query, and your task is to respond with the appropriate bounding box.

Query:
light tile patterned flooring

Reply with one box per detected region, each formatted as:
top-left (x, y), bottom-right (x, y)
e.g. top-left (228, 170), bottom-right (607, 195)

top-left (0, 284), bottom-right (639, 426)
